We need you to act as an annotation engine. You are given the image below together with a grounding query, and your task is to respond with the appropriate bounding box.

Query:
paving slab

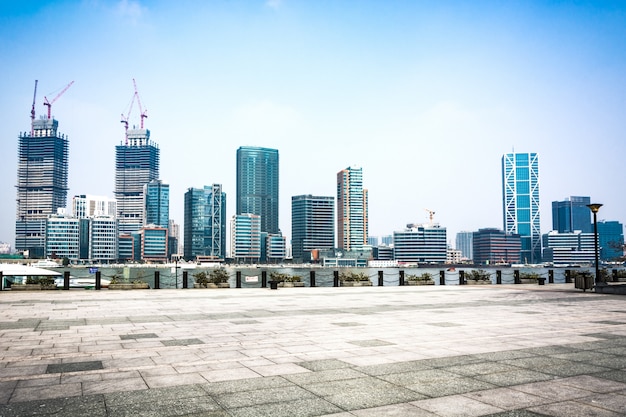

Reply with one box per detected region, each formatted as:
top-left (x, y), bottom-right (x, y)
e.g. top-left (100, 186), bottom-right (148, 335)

top-left (0, 285), bottom-right (625, 416)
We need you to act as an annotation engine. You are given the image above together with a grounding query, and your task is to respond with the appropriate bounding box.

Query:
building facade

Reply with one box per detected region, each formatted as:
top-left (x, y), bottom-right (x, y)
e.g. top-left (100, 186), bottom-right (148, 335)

top-left (115, 128), bottom-right (159, 235)
top-left (265, 233), bottom-right (286, 263)
top-left (45, 213), bottom-right (80, 260)
top-left (598, 220), bottom-right (624, 261)
top-left (552, 196), bottom-right (592, 233)
top-left (472, 228), bottom-right (521, 265)
top-left (455, 231), bottom-right (474, 261)
top-left (291, 195), bottom-right (335, 263)
top-left (16, 118), bottom-right (69, 258)
top-left (502, 152), bottom-right (541, 263)
top-left (542, 231), bottom-right (595, 265)
top-left (236, 146), bottom-right (279, 234)
top-left (337, 166), bottom-right (368, 251)
top-left (140, 226), bottom-right (168, 263)
top-left (183, 185), bottom-right (227, 261)
top-left (88, 215), bottom-right (118, 262)
top-left (393, 224), bottom-right (447, 264)
top-left (144, 179), bottom-right (169, 228)
top-left (72, 195), bottom-right (117, 219)
top-left (231, 214), bottom-right (261, 263)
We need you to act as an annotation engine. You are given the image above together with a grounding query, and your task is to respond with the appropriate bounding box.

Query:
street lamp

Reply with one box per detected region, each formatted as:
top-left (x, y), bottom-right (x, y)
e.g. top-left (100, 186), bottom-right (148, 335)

top-left (587, 203), bottom-right (603, 286)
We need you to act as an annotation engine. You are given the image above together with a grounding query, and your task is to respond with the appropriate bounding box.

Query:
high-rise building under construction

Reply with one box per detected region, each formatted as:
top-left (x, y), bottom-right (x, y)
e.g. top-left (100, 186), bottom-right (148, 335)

top-left (115, 128), bottom-right (159, 235)
top-left (15, 117), bottom-right (69, 257)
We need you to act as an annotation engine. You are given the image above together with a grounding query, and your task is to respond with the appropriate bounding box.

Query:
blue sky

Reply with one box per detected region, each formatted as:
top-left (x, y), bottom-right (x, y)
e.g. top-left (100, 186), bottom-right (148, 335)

top-left (1, 0), bottom-right (625, 249)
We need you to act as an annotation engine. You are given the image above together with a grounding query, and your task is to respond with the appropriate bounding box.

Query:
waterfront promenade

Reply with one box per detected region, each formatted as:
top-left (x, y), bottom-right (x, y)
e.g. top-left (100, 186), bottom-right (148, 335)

top-left (0, 284), bottom-right (625, 416)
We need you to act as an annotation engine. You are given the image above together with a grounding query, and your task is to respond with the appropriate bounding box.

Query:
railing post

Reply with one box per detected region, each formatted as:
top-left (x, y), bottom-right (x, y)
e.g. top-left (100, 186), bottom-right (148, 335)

top-left (0, 271), bottom-right (3, 291)
top-left (333, 271), bottom-right (339, 287)
top-left (565, 270), bottom-right (572, 283)
top-left (182, 271), bottom-right (188, 288)
top-left (496, 270), bottom-right (502, 284)
top-left (378, 270), bottom-right (383, 287)
top-left (310, 271), bottom-right (316, 287)
top-left (514, 270), bottom-right (520, 284)
top-left (612, 269), bottom-right (618, 282)
top-left (154, 271), bottom-right (160, 289)
top-left (63, 271), bottom-right (70, 290)
top-left (236, 271), bottom-right (242, 288)
top-left (95, 271), bottom-right (101, 290)
top-left (439, 270), bottom-right (445, 285)
top-left (399, 270), bottom-right (405, 286)
top-left (459, 270), bottom-right (465, 285)
top-left (261, 271), bottom-right (267, 288)
top-left (549, 270), bottom-right (554, 284)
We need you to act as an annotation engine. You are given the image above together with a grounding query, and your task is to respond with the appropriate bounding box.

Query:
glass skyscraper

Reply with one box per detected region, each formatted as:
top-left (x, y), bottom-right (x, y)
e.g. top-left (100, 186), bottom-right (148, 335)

top-left (144, 179), bottom-right (169, 228)
top-left (337, 166), bottom-right (368, 251)
top-left (552, 196), bottom-right (592, 233)
top-left (183, 185), bottom-right (226, 260)
top-left (502, 152), bottom-right (541, 263)
top-left (16, 118), bottom-right (69, 258)
top-left (236, 146), bottom-right (279, 234)
top-left (115, 128), bottom-right (159, 235)
top-left (291, 195), bottom-right (335, 262)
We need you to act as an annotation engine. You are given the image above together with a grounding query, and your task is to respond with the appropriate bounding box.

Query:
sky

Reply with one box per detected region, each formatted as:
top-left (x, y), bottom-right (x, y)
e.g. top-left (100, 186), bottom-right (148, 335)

top-left (1, 0), bottom-right (625, 251)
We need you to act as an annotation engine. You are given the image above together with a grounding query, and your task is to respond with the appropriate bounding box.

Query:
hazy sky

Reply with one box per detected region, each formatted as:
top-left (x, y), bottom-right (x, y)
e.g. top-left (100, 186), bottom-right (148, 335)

top-left (1, 0), bottom-right (625, 250)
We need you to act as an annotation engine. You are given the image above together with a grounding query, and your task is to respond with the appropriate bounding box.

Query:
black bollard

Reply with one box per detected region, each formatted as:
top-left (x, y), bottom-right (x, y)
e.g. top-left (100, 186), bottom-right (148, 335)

top-left (0, 271), bottom-right (3, 291)
top-left (310, 271), bottom-right (316, 287)
top-left (333, 271), bottom-right (339, 287)
top-left (496, 270), bottom-right (502, 285)
top-left (459, 270), bottom-right (465, 285)
top-left (95, 271), bottom-right (101, 290)
top-left (613, 269), bottom-right (619, 282)
top-left (378, 270), bottom-right (383, 287)
top-left (549, 270), bottom-right (554, 284)
top-left (514, 270), bottom-right (520, 284)
top-left (236, 271), bottom-right (242, 288)
top-left (63, 271), bottom-right (70, 290)
top-left (439, 270), bottom-right (445, 285)
top-left (399, 270), bottom-right (405, 286)
top-left (565, 270), bottom-right (572, 283)
top-left (154, 271), bottom-right (160, 289)
top-left (261, 271), bottom-right (267, 288)
top-left (182, 271), bottom-right (188, 288)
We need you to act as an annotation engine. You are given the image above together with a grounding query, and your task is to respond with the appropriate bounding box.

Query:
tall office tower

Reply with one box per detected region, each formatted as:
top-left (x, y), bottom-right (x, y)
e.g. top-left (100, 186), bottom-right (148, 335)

top-left (502, 152), bottom-right (541, 263)
top-left (184, 185), bottom-right (226, 260)
top-left (337, 166), bottom-right (368, 251)
top-left (231, 214), bottom-right (261, 263)
top-left (236, 146), bottom-right (279, 234)
top-left (144, 179), bottom-right (169, 228)
top-left (16, 118), bottom-right (69, 258)
top-left (291, 195), bottom-right (335, 262)
top-left (45, 212), bottom-right (80, 260)
top-left (115, 128), bottom-right (159, 235)
top-left (598, 221), bottom-right (624, 261)
top-left (552, 196), bottom-right (592, 233)
top-left (72, 195), bottom-right (117, 218)
top-left (455, 231), bottom-right (474, 261)
top-left (472, 228), bottom-right (521, 265)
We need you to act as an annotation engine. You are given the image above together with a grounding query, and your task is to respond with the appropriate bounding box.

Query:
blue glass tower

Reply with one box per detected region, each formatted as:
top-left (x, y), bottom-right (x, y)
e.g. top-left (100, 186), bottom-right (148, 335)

top-left (236, 146), bottom-right (279, 234)
top-left (552, 196), bottom-right (592, 233)
top-left (502, 152), bottom-right (541, 263)
top-left (144, 179), bottom-right (169, 228)
top-left (183, 185), bottom-right (226, 260)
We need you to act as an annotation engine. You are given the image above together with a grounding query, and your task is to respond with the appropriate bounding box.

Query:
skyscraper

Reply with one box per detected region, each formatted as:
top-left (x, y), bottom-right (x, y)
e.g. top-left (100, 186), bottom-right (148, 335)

top-left (236, 146), bottom-right (279, 234)
top-left (115, 128), bottom-right (159, 235)
top-left (502, 152), bottom-right (541, 263)
top-left (455, 231), bottom-right (474, 261)
top-left (337, 166), bottom-right (368, 251)
top-left (184, 185), bottom-right (226, 260)
top-left (291, 195), bottom-right (335, 262)
top-left (552, 196), bottom-right (592, 233)
top-left (231, 214), bottom-right (261, 263)
top-left (144, 179), bottom-right (169, 228)
top-left (16, 118), bottom-right (69, 257)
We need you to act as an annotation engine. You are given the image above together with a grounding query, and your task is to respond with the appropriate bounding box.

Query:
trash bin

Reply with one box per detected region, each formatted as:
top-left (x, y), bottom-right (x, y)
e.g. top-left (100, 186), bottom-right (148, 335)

top-left (269, 280), bottom-right (278, 290)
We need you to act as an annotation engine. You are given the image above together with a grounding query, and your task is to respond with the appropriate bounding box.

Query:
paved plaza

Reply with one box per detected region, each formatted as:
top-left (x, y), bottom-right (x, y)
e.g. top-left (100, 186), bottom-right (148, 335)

top-left (0, 284), bottom-right (625, 416)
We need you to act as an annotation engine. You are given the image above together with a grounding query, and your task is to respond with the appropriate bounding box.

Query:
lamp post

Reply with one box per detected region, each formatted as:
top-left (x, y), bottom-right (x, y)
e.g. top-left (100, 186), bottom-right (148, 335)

top-left (587, 203), bottom-right (603, 285)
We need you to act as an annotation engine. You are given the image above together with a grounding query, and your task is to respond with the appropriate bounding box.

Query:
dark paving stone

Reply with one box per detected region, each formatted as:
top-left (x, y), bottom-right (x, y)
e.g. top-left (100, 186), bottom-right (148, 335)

top-left (201, 377), bottom-right (293, 396)
top-left (476, 369), bottom-right (555, 387)
top-left (348, 339), bottom-right (395, 347)
top-left (46, 361), bottom-right (103, 374)
top-left (107, 395), bottom-right (222, 417)
top-left (119, 333), bottom-right (159, 340)
top-left (540, 362), bottom-right (612, 377)
top-left (161, 338), bottom-right (204, 347)
top-left (472, 350), bottom-right (537, 362)
top-left (425, 355), bottom-right (484, 368)
top-left (485, 410), bottom-right (551, 417)
top-left (407, 376), bottom-right (497, 397)
top-left (284, 368), bottom-right (367, 385)
top-left (592, 370), bottom-right (626, 384)
top-left (522, 345), bottom-right (580, 356)
top-left (0, 394), bottom-right (106, 416)
top-left (590, 354), bottom-right (626, 369)
top-left (104, 385), bottom-right (207, 407)
top-left (297, 359), bottom-right (353, 372)
top-left (228, 397), bottom-right (342, 417)
top-left (214, 385), bottom-right (314, 408)
top-left (443, 362), bottom-right (524, 377)
top-left (357, 360), bottom-right (433, 376)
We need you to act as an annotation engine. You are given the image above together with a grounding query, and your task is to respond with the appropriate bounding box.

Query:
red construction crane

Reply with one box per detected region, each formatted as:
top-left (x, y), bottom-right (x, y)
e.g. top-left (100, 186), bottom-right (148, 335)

top-left (120, 93), bottom-right (136, 145)
top-left (30, 80), bottom-right (38, 135)
top-left (43, 80), bottom-right (74, 119)
top-left (132, 78), bottom-right (148, 129)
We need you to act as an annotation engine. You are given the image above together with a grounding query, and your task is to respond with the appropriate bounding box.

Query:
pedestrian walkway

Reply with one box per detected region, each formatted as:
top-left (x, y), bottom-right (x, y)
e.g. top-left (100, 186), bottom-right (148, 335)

top-left (0, 284), bottom-right (625, 416)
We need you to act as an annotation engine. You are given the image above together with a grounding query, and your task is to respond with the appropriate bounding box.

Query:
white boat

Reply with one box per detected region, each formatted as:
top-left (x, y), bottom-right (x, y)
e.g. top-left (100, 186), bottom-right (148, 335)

top-left (54, 277), bottom-right (110, 288)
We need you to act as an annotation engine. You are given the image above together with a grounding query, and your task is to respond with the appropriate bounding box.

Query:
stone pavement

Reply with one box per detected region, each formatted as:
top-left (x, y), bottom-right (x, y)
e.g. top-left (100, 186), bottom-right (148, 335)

top-left (0, 284), bottom-right (625, 417)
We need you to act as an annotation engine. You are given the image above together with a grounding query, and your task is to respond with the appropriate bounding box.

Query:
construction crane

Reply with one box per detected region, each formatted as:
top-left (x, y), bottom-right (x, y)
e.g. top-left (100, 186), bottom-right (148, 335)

top-left (120, 93), bottom-right (136, 145)
top-left (132, 78), bottom-right (148, 129)
top-left (43, 81), bottom-right (74, 119)
top-left (30, 80), bottom-right (38, 135)
top-left (424, 208), bottom-right (435, 225)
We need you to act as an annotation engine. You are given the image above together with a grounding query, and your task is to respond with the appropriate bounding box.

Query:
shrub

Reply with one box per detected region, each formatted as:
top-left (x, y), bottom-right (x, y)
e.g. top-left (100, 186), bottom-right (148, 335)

top-left (466, 270), bottom-right (491, 281)
top-left (339, 271), bottom-right (369, 282)
top-left (407, 273), bottom-right (433, 281)
top-left (209, 268), bottom-right (229, 284)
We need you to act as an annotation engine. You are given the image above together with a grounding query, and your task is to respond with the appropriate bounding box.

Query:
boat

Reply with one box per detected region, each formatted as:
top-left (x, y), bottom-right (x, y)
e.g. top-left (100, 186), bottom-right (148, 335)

top-left (54, 277), bottom-right (110, 288)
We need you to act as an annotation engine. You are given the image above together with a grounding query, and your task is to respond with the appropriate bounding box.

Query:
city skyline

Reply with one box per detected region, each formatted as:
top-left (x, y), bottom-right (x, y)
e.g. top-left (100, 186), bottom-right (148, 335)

top-left (2, 1), bottom-right (626, 248)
